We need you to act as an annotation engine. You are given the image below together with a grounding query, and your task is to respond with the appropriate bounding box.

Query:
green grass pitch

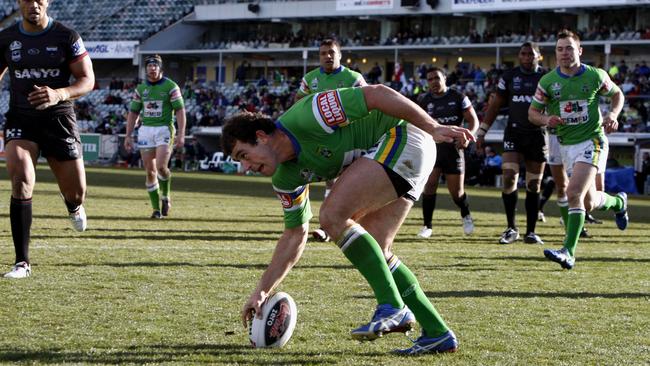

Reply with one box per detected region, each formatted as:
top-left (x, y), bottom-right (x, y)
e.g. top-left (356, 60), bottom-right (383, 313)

top-left (0, 165), bottom-right (648, 365)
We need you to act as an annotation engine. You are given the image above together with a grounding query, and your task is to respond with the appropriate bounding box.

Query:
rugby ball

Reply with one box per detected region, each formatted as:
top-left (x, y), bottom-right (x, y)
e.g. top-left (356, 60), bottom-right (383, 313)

top-left (249, 292), bottom-right (298, 348)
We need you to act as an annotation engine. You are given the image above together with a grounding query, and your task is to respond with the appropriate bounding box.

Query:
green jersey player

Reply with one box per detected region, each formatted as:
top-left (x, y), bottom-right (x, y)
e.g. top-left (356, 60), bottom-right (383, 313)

top-left (529, 30), bottom-right (629, 270)
top-left (223, 85), bottom-right (474, 355)
top-left (125, 55), bottom-right (186, 218)
top-left (295, 39), bottom-right (367, 242)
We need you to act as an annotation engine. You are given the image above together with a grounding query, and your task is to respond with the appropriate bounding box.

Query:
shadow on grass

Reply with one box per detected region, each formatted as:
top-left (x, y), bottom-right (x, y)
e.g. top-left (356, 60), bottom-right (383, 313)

top-left (31, 234), bottom-right (278, 241)
top-left (354, 290), bottom-right (649, 300)
top-left (0, 343), bottom-right (369, 364)
top-left (455, 255), bottom-right (650, 263)
top-left (54, 261), bottom-right (353, 270)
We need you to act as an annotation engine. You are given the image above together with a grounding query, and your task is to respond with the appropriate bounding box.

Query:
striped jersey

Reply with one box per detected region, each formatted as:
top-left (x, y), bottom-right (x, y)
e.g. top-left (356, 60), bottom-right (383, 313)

top-left (273, 87), bottom-right (404, 228)
top-left (531, 64), bottom-right (619, 145)
top-left (129, 77), bottom-right (184, 127)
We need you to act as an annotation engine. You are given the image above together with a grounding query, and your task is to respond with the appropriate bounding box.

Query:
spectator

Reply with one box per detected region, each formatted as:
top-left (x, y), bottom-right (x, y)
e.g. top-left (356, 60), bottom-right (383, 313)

top-left (481, 145), bottom-right (502, 186)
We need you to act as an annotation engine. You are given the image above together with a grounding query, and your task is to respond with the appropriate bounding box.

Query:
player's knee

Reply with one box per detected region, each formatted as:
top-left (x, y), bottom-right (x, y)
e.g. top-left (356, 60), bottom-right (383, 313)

top-left (11, 176), bottom-right (34, 198)
top-left (318, 207), bottom-right (345, 239)
top-left (526, 179), bottom-right (541, 193)
top-left (502, 169), bottom-right (517, 190)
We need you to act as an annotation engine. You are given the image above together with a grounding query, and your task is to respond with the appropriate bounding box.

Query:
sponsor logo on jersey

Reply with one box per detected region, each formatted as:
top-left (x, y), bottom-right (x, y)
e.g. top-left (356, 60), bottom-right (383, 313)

top-left (277, 192), bottom-right (293, 208)
top-left (275, 185), bottom-right (308, 211)
top-left (338, 81), bottom-right (345, 88)
top-left (316, 90), bottom-right (347, 127)
top-left (65, 137), bottom-right (76, 144)
top-left (427, 102), bottom-right (434, 114)
top-left (46, 46), bottom-right (58, 57)
top-left (300, 169), bottom-right (315, 181)
top-left (9, 41), bottom-right (21, 51)
top-left (28, 48), bottom-right (40, 55)
top-left (551, 82), bottom-right (562, 99)
top-left (560, 100), bottom-right (589, 125)
top-left (512, 95), bottom-right (533, 103)
top-left (583, 149), bottom-right (592, 159)
top-left (581, 84), bottom-right (589, 93)
top-left (14, 68), bottom-right (61, 79)
top-left (5, 128), bottom-right (22, 139)
top-left (513, 76), bottom-right (522, 90)
top-left (11, 50), bottom-right (21, 62)
top-left (437, 116), bottom-right (459, 124)
top-left (71, 38), bottom-right (87, 57)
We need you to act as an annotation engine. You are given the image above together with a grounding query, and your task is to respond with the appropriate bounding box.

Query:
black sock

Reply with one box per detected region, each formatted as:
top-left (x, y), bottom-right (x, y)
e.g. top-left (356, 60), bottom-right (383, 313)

top-left (64, 198), bottom-right (80, 213)
top-left (421, 194), bottom-right (436, 228)
top-left (10, 197), bottom-right (32, 264)
top-left (453, 193), bottom-right (470, 218)
top-left (502, 191), bottom-right (518, 229)
top-left (539, 180), bottom-right (555, 212)
top-left (525, 190), bottom-right (540, 234)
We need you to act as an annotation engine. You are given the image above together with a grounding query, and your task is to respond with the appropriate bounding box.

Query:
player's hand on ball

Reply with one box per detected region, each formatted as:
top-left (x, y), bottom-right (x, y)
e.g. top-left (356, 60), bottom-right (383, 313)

top-left (241, 291), bottom-right (268, 328)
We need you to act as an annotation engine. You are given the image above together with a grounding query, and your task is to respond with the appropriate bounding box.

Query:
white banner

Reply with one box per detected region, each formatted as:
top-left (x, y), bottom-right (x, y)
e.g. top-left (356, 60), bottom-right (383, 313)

top-left (85, 41), bottom-right (139, 59)
top-left (451, 0), bottom-right (632, 11)
top-left (336, 0), bottom-right (394, 11)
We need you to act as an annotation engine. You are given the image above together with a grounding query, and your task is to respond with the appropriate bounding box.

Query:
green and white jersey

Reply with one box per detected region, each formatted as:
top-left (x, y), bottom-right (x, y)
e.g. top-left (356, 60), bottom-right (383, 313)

top-left (273, 87), bottom-right (403, 228)
top-left (531, 64), bottom-right (619, 145)
top-left (297, 65), bottom-right (366, 97)
top-left (129, 77), bottom-right (184, 127)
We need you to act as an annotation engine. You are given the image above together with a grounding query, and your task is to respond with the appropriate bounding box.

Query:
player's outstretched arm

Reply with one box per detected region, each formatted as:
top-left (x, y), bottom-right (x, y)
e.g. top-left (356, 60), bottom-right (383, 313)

top-left (362, 84), bottom-right (474, 147)
top-left (241, 223), bottom-right (309, 328)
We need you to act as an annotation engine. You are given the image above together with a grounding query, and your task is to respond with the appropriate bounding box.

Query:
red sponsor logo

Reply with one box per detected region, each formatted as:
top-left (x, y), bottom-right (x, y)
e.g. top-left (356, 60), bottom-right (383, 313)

top-left (317, 91), bottom-right (346, 127)
top-left (277, 192), bottom-right (293, 209)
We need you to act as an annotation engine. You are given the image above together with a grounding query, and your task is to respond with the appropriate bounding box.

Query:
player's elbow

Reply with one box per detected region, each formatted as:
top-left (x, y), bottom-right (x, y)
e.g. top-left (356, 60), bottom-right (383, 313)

top-left (362, 84), bottom-right (392, 110)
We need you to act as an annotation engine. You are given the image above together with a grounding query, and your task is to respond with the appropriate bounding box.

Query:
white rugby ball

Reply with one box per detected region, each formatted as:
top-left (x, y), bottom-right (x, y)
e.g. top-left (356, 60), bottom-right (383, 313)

top-left (249, 292), bottom-right (298, 348)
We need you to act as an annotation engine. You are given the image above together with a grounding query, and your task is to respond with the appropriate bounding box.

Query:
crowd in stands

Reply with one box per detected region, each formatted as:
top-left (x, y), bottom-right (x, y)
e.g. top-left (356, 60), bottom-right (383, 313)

top-left (199, 25), bottom-right (650, 50)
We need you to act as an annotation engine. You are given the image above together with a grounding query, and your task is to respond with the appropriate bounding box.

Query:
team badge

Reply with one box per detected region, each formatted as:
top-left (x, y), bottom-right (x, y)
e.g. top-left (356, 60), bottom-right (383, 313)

top-left (338, 81), bottom-right (345, 88)
top-left (317, 146), bottom-right (333, 158)
top-left (583, 149), bottom-right (592, 159)
top-left (143, 88), bottom-right (150, 96)
top-left (300, 169), bottom-right (315, 181)
top-left (9, 41), bottom-right (21, 51)
top-left (551, 82), bottom-right (562, 99)
top-left (11, 50), bottom-right (21, 62)
top-left (310, 78), bottom-right (319, 90)
top-left (513, 76), bottom-right (522, 90)
top-left (581, 84), bottom-right (589, 93)
top-left (46, 46), bottom-right (58, 57)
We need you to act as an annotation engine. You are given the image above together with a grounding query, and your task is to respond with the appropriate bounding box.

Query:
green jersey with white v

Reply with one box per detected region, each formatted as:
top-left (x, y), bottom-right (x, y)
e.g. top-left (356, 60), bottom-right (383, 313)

top-left (129, 77), bottom-right (184, 127)
top-left (531, 64), bottom-right (619, 145)
top-left (297, 66), bottom-right (365, 98)
top-left (273, 87), bottom-right (404, 228)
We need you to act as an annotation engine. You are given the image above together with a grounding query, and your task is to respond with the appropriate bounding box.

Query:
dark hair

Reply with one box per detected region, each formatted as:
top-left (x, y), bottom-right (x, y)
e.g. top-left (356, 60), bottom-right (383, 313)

top-left (320, 38), bottom-right (340, 49)
top-left (221, 112), bottom-right (276, 156)
top-left (145, 54), bottom-right (163, 66)
top-left (557, 29), bottom-right (580, 44)
top-left (520, 41), bottom-right (540, 54)
top-left (426, 67), bottom-right (446, 76)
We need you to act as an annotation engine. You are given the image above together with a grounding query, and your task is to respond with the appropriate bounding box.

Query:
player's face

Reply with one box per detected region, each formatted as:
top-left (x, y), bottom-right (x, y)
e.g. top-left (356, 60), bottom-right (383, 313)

top-left (555, 37), bottom-right (582, 70)
top-left (231, 139), bottom-right (277, 176)
top-left (427, 70), bottom-right (446, 94)
top-left (319, 44), bottom-right (341, 73)
top-left (146, 63), bottom-right (162, 82)
top-left (518, 46), bottom-right (539, 71)
top-left (19, 0), bottom-right (49, 25)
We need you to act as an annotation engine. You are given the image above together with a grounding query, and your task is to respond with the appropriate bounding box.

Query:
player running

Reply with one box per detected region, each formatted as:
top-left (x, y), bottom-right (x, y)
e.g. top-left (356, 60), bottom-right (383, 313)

top-left (125, 55), bottom-right (186, 218)
top-left (417, 67), bottom-right (478, 238)
top-left (295, 38), bottom-right (367, 242)
top-left (2, 0), bottom-right (94, 278)
top-left (529, 30), bottom-right (629, 270)
top-left (226, 85), bottom-right (473, 354)
top-left (478, 42), bottom-right (546, 245)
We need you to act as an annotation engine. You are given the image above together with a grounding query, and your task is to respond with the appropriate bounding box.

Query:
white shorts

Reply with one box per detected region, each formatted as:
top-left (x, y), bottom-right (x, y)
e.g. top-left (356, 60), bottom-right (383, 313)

top-left (560, 135), bottom-right (608, 175)
top-left (137, 125), bottom-right (174, 150)
top-left (364, 123), bottom-right (435, 200)
top-left (547, 133), bottom-right (563, 166)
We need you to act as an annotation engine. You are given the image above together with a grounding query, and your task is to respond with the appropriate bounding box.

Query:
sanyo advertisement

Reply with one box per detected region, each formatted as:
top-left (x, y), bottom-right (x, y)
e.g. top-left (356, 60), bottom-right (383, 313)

top-left (452, 0), bottom-right (650, 11)
top-left (85, 41), bottom-right (138, 59)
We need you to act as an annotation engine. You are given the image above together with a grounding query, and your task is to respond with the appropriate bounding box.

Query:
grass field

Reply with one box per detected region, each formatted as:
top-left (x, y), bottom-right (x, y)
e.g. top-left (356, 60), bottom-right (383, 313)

top-left (0, 165), bottom-right (648, 365)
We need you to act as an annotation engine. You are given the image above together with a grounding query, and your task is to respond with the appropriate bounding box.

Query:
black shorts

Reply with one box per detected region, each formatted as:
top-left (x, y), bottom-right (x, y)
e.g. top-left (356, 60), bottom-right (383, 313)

top-left (434, 143), bottom-right (464, 175)
top-left (503, 127), bottom-right (548, 163)
top-left (4, 111), bottom-right (82, 161)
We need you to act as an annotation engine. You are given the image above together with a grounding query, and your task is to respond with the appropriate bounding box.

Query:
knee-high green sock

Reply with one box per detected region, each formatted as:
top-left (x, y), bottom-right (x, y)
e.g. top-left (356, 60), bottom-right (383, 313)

top-left (557, 196), bottom-right (568, 229)
top-left (387, 255), bottom-right (449, 337)
top-left (595, 192), bottom-right (623, 212)
top-left (564, 208), bottom-right (585, 257)
top-left (158, 174), bottom-right (170, 199)
top-left (147, 182), bottom-right (160, 211)
top-left (338, 225), bottom-right (403, 309)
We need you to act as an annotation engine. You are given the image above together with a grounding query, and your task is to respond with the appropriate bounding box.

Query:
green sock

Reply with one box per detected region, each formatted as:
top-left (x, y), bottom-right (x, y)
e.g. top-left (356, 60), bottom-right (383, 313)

top-left (388, 255), bottom-right (449, 337)
top-left (338, 225), bottom-right (403, 309)
top-left (597, 192), bottom-right (623, 212)
top-left (147, 183), bottom-right (160, 211)
top-left (564, 209), bottom-right (585, 257)
top-left (558, 196), bottom-right (569, 229)
top-left (158, 174), bottom-right (170, 198)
